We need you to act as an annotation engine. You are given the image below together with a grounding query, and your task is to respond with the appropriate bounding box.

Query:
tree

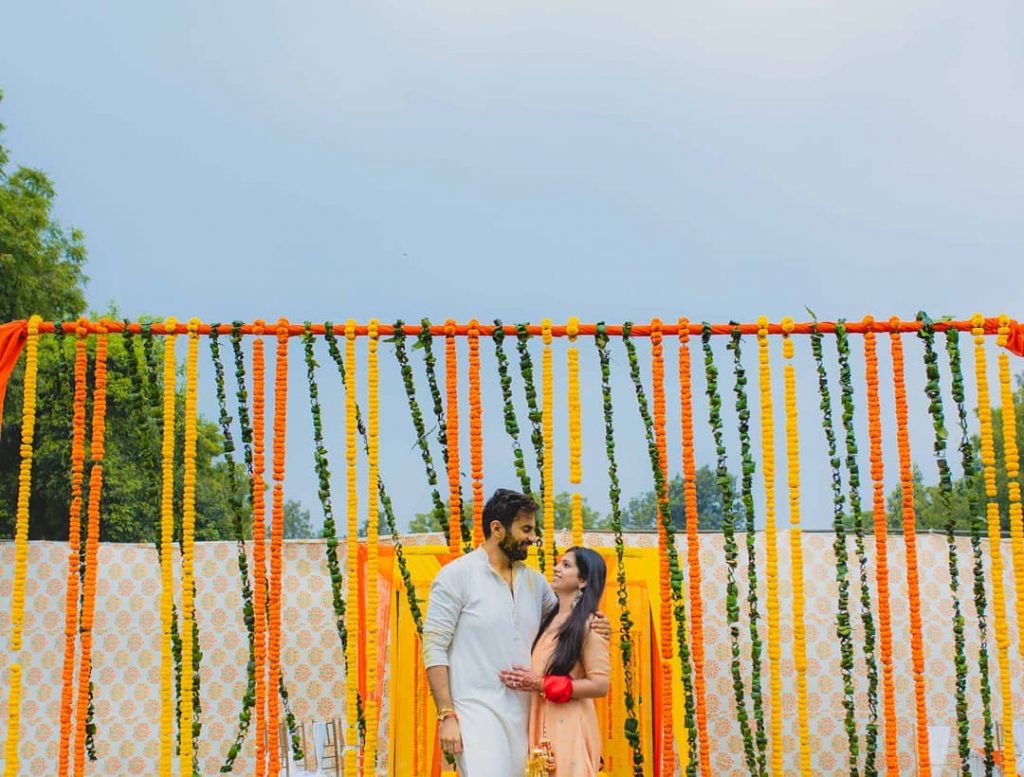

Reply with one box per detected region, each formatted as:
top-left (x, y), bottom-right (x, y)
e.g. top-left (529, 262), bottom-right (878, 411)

top-left (406, 491), bottom-right (604, 534)
top-left (618, 466), bottom-right (738, 532)
top-left (282, 499), bottom-right (315, 539)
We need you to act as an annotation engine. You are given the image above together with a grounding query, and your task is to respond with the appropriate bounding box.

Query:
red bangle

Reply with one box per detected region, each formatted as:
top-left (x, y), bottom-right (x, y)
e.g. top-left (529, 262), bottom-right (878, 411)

top-left (543, 675), bottom-right (573, 703)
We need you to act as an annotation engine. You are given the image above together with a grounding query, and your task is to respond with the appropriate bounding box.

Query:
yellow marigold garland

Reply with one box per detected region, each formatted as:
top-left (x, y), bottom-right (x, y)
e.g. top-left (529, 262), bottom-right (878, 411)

top-left (864, 316), bottom-right (900, 774)
top-left (252, 320), bottom-right (270, 777)
top-left (365, 319), bottom-right (381, 771)
top-left (567, 316), bottom-right (583, 547)
top-left (468, 319), bottom-right (485, 548)
top-left (678, 319), bottom-right (711, 776)
top-left (58, 322), bottom-right (89, 777)
top-left (1, 314), bottom-right (40, 777)
top-left (159, 317), bottom-right (178, 777)
top-left (444, 319), bottom-right (464, 557)
top-left (781, 318), bottom-right (811, 776)
top-left (888, 318), bottom-right (932, 775)
top-left (998, 314), bottom-right (1024, 667)
top-left (974, 313), bottom-right (1017, 777)
top-left (756, 317), bottom-right (784, 777)
top-left (542, 319), bottom-right (556, 577)
top-left (344, 319), bottom-right (361, 777)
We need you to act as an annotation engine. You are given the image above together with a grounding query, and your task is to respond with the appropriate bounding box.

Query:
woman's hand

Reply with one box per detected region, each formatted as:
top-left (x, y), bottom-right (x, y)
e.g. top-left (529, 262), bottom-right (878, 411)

top-left (499, 665), bottom-right (543, 692)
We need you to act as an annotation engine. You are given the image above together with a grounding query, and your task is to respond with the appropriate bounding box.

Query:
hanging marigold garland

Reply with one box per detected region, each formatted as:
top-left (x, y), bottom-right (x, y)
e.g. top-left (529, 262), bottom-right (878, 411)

top-left (1, 314), bottom-right (41, 777)
top-left (863, 316), bottom-right (900, 775)
top-left (916, 313), bottom-right (971, 772)
top-left (443, 320), bottom-right (467, 556)
top-left (58, 320), bottom-right (89, 777)
top-left (623, 321), bottom-right (698, 775)
top-left (392, 320), bottom-right (449, 540)
top-left (809, 320), bottom-right (859, 774)
top-left (780, 318), bottom-right (812, 775)
top-left (365, 319), bottom-right (381, 772)
top-left (567, 317), bottom-right (584, 547)
top-left (516, 323), bottom-right (547, 573)
top-left (703, 323), bottom-right (760, 774)
top-left (755, 317), bottom-right (784, 777)
top-left (492, 320), bottom-right (533, 497)
top-left (997, 314), bottom-right (1024, 666)
top-left (976, 313), bottom-right (1019, 777)
top-left (468, 319), bottom-right (485, 547)
top-left (677, 319), bottom-right (711, 777)
top-left (159, 317), bottom-right (179, 777)
top-left (594, 323), bottom-right (644, 776)
top-left (251, 319), bottom-right (270, 777)
top-left (835, 320), bottom-right (880, 774)
top-left (542, 319), bottom-right (557, 574)
top-left (343, 319), bottom-right (362, 777)
top-left (727, 325), bottom-right (768, 775)
top-left (178, 318), bottom-right (201, 776)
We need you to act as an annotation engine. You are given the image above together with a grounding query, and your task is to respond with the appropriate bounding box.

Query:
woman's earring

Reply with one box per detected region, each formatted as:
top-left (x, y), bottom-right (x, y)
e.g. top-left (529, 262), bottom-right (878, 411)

top-left (572, 589), bottom-right (583, 608)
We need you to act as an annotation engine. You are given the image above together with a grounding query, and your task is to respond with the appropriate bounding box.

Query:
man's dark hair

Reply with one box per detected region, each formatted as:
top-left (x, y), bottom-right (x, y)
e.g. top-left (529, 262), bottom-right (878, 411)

top-left (482, 489), bottom-right (539, 539)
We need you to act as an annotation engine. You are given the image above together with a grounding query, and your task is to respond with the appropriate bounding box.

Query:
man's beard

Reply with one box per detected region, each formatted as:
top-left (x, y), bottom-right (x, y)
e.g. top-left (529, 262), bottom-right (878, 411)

top-left (499, 533), bottom-right (530, 562)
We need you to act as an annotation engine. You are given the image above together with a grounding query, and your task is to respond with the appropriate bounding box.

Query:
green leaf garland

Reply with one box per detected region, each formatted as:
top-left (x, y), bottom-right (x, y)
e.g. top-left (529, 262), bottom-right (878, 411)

top-left (515, 323), bottom-right (547, 571)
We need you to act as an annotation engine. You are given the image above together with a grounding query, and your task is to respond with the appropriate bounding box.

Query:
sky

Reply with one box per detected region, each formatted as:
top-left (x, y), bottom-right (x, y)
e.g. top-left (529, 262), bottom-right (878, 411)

top-left (2, 0), bottom-right (1023, 533)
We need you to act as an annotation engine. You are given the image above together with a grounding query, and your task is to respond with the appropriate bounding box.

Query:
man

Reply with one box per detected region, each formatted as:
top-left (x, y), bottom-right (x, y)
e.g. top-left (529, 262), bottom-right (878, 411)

top-left (422, 489), bottom-right (609, 777)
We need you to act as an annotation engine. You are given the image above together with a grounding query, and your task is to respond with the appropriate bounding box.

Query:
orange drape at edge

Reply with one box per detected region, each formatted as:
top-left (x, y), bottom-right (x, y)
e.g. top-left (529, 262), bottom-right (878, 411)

top-left (0, 321), bottom-right (28, 428)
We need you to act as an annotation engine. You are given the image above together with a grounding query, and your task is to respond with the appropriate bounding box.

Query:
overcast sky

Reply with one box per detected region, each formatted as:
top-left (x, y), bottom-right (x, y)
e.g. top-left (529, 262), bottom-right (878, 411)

top-left (2, 0), bottom-right (1022, 532)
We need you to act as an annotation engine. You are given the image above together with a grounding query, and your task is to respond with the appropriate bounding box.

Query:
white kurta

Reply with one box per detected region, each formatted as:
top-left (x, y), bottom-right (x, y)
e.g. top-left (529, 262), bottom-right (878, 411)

top-left (423, 548), bottom-right (557, 777)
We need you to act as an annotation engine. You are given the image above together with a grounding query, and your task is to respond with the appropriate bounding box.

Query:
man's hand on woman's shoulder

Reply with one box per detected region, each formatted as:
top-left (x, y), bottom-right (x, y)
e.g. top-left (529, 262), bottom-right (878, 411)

top-left (588, 611), bottom-right (612, 640)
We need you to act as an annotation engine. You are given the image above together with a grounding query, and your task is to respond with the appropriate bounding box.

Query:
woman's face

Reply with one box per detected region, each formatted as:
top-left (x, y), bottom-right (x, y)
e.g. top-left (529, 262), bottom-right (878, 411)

top-left (551, 551), bottom-right (585, 596)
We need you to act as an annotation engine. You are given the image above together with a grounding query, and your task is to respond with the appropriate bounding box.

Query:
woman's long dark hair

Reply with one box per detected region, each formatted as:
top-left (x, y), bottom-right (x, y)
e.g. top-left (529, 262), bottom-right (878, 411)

top-left (533, 547), bottom-right (607, 676)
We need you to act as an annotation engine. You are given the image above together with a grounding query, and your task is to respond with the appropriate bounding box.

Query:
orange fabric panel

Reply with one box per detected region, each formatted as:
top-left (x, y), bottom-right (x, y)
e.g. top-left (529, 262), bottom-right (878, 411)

top-left (0, 320), bottom-right (28, 430)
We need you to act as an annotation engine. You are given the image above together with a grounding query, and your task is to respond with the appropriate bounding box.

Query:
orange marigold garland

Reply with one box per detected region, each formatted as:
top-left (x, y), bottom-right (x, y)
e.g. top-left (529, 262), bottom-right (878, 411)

top-left (444, 319), bottom-right (464, 557)
top-left (344, 320), bottom-right (361, 777)
top-left (365, 319), bottom-right (381, 771)
top-left (267, 319), bottom-right (289, 775)
top-left (888, 318), bottom-right (932, 775)
top-left (468, 319), bottom-right (485, 548)
top-left (567, 317), bottom-right (584, 547)
top-left (542, 319), bottom-right (556, 577)
top-left (781, 318), bottom-right (811, 776)
top-left (179, 319), bottom-right (201, 776)
top-left (863, 316), bottom-right (900, 775)
top-left (678, 319), bottom-right (711, 776)
top-left (159, 317), bottom-right (178, 777)
top-left (997, 314), bottom-right (1024, 667)
top-left (1, 314), bottom-right (40, 777)
top-left (756, 317), bottom-right (784, 777)
top-left (58, 321), bottom-right (89, 777)
top-left (974, 313), bottom-right (1018, 777)
top-left (251, 319), bottom-right (270, 777)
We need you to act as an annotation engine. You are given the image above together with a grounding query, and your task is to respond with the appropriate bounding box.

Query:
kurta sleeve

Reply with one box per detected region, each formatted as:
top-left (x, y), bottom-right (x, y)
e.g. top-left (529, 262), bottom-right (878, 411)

top-left (580, 628), bottom-right (611, 683)
top-left (541, 578), bottom-right (558, 617)
top-left (422, 566), bottom-right (464, 669)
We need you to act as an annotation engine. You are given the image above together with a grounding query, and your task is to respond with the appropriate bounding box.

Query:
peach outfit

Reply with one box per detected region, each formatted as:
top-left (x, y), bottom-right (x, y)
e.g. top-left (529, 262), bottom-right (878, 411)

top-left (528, 626), bottom-right (610, 776)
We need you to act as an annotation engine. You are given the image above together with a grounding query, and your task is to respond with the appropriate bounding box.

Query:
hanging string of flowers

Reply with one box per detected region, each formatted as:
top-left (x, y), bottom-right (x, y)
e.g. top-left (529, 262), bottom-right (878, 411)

top-left (808, 320), bottom-right (859, 774)
top-left (567, 317), bottom-right (584, 547)
top-left (365, 319), bottom-right (382, 772)
top-left (1, 314), bottom-right (40, 777)
top-left (594, 323), bottom-right (644, 776)
top-left (343, 319), bottom-right (361, 777)
top-left (677, 319), bottom-right (711, 777)
top-left (623, 321), bottom-right (698, 775)
top-left (468, 319), bottom-right (485, 547)
top-left (179, 319), bottom-right (201, 776)
top-left (420, 319), bottom-right (470, 546)
top-left (251, 319), bottom-right (270, 777)
top-left (863, 316), bottom-right (900, 775)
top-left (516, 323), bottom-right (547, 572)
top-left (542, 319), bottom-right (557, 574)
top-left (159, 317), bottom-right (179, 777)
top-left (58, 321), bottom-right (88, 777)
top-left (701, 323), bottom-right (758, 775)
top-left (834, 320), bottom-right (880, 774)
top-left (728, 325), bottom-right (768, 774)
top-left (944, 326), bottom-right (996, 771)
top-left (997, 314), bottom-right (1024, 665)
top-left (755, 317), bottom-right (784, 777)
top-left (780, 318), bottom-right (811, 776)
top-left (973, 312), bottom-right (1018, 777)
top-left (916, 313), bottom-right (971, 771)
top-left (492, 321), bottom-right (533, 496)
top-left (265, 319), bottom-right (290, 775)
top-left (444, 319), bottom-right (466, 556)
top-left (391, 320), bottom-right (449, 540)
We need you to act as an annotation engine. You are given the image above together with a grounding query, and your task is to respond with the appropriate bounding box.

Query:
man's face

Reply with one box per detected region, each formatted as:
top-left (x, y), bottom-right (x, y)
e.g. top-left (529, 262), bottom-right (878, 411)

top-left (496, 511), bottom-right (537, 562)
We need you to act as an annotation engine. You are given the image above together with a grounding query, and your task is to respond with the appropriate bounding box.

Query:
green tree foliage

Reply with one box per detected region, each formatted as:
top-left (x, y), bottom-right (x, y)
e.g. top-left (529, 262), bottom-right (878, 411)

top-left (407, 491), bottom-right (604, 534)
top-left (619, 466), bottom-right (737, 531)
top-left (282, 498), bottom-right (315, 539)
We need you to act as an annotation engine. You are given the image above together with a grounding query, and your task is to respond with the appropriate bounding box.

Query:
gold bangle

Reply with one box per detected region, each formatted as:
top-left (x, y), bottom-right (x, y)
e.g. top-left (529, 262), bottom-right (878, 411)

top-left (437, 707), bottom-right (458, 722)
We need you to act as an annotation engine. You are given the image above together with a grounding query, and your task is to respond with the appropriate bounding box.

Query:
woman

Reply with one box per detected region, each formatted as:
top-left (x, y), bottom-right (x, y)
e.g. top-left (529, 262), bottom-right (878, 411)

top-left (499, 547), bottom-right (610, 776)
